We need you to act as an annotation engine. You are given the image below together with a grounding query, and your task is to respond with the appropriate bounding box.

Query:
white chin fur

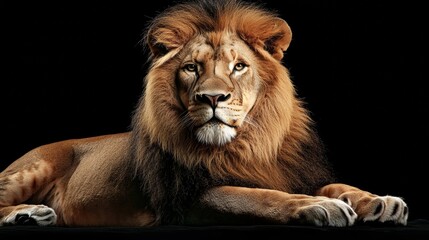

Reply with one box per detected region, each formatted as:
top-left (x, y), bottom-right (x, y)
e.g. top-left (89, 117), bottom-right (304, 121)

top-left (196, 122), bottom-right (236, 146)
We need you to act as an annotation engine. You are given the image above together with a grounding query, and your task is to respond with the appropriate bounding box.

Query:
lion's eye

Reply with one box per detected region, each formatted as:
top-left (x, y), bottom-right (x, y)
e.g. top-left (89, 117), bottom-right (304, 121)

top-left (184, 63), bottom-right (197, 72)
top-left (234, 63), bottom-right (247, 72)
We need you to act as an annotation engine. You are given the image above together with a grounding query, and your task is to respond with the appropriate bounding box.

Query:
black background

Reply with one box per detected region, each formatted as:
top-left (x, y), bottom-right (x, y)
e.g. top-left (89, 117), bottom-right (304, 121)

top-left (2, 1), bottom-right (427, 221)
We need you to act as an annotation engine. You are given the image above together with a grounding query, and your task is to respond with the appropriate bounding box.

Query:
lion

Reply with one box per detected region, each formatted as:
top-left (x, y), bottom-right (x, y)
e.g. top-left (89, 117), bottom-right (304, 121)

top-left (0, 0), bottom-right (408, 227)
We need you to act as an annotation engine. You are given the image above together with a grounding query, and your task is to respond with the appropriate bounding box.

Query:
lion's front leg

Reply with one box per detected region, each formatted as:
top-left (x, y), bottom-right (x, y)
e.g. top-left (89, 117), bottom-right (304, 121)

top-left (187, 186), bottom-right (357, 227)
top-left (316, 183), bottom-right (408, 225)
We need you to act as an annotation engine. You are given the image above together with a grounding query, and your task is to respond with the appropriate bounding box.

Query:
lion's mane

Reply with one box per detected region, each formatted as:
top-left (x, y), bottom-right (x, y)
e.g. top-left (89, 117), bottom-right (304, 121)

top-left (129, 0), bottom-right (335, 224)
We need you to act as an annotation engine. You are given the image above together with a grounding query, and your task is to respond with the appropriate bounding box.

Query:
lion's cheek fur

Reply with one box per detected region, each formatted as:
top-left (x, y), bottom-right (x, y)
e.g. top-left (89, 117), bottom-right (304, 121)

top-left (139, 66), bottom-right (187, 147)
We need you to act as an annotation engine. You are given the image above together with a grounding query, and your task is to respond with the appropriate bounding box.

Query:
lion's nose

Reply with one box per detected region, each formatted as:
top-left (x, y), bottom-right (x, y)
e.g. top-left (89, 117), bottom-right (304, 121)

top-left (195, 93), bottom-right (231, 108)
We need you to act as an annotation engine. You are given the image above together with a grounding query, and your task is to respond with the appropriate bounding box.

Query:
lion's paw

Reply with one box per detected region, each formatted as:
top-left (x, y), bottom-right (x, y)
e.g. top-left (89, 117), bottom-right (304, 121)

top-left (340, 194), bottom-right (408, 225)
top-left (296, 198), bottom-right (357, 227)
top-left (2, 204), bottom-right (57, 226)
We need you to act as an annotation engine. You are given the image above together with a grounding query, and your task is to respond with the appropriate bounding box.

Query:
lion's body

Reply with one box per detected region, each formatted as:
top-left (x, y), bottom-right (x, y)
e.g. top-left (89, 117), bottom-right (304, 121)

top-left (0, 0), bottom-right (408, 227)
top-left (0, 133), bottom-right (154, 226)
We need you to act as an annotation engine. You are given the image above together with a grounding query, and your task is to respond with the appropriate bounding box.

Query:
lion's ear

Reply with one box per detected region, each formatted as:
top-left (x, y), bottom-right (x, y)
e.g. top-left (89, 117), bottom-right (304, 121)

top-left (261, 18), bottom-right (292, 61)
top-left (146, 27), bottom-right (181, 58)
top-left (146, 24), bottom-right (193, 58)
top-left (242, 18), bottom-right (292, 61)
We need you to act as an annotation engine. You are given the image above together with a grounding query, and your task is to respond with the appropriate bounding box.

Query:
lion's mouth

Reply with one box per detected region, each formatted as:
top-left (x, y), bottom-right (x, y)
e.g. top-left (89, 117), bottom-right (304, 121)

top-left (205, 118), bottom-right (235, 128)
top-left (194, 115), bottom-right (235, 129)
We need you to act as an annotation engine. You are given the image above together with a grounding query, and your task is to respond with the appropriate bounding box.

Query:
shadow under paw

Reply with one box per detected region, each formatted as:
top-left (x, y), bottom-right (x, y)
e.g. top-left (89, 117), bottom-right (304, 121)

top-left (356, 220), bottom-right (403, 227)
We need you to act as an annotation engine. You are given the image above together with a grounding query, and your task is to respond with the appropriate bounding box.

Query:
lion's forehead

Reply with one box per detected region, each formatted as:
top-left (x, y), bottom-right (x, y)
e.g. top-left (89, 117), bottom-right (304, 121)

top-left (187, 34), bottom-right (252, 65)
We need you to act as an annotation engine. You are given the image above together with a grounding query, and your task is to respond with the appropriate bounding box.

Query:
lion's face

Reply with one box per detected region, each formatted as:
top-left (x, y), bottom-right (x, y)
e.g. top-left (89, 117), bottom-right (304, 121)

top-left (176, 34), bottom-right (260, 146)
top-left (141, 0), bottom-right (294, 154)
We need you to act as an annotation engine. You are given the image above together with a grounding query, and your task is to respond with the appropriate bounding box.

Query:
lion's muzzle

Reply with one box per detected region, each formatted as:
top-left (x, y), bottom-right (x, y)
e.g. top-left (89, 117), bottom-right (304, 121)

top-left (195, 93), bottom-right (231, 109)
top-left (191, 92), bottom-right (238, 146)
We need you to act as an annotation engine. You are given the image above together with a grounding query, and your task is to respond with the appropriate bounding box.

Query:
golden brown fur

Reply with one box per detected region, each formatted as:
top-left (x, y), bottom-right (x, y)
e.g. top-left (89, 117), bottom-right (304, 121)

top-left (0, 0), bottom-right (408, 227)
